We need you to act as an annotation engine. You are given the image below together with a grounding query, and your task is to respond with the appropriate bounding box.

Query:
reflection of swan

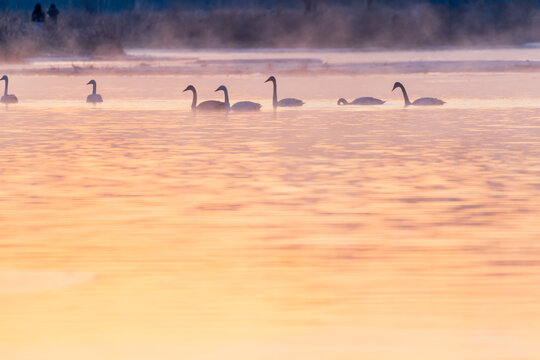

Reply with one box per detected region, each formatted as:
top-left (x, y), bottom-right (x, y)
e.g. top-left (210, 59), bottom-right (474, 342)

top-left (1, 75), bottom-right (18, 104)
top-left (86, 80), bottom-right (103, 103)
top-left (392, 82), bottom-right (445, 106)
top-left (337, 97), bottom-right (385, 106)
top-left (265, 76), bottom-right (304, 108)
top-left (183, 85), bottom-right (227, 111)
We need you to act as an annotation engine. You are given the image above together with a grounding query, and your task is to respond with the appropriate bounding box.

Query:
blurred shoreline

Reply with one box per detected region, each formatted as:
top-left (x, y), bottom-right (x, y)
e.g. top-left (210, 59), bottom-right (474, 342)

top-left (2, 1), bottom-right (540, 61)
top-left (4, 47), bottom-right (540, 76)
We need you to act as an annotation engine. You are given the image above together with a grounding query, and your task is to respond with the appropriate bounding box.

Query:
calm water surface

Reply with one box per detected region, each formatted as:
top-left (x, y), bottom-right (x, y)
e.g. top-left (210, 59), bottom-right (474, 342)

top-left (1, 66), bottom-right (540, 360)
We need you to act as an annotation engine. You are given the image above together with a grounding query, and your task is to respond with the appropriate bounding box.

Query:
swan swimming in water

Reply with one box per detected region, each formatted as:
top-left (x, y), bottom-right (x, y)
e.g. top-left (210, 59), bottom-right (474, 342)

top-left (1, 75), bottom-right (18, 104)
top-left (231, 101), bottom-right (262, 112)
top-left (392, 82), bottom-right (445, 106)
top-left (214, 85), bottom-right (261, 112)
top-left (265, 76), bottom-right (304, 108)
top-left (183, 85), bottom-right (227, 111)
top-left (337, 97), bottom-right (385, 106)
top-left (215, 85), bottom-right (262, 112)
top-left (86, 80), bottom-right (103, 103)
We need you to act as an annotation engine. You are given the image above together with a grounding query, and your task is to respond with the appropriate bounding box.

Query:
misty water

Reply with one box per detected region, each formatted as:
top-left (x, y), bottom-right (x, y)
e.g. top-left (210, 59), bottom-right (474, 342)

top-left (1, 49), bottom-right (540, 360)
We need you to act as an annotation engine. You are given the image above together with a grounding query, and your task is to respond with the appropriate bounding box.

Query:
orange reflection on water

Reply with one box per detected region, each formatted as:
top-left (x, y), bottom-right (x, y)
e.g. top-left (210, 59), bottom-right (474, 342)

top-left (1, 71), bottom-right (540, 360)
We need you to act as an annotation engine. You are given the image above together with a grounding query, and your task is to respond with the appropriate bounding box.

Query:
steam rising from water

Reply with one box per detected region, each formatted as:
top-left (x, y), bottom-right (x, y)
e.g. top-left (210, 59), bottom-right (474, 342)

top-left (2, 2), bottom-right (540, 60)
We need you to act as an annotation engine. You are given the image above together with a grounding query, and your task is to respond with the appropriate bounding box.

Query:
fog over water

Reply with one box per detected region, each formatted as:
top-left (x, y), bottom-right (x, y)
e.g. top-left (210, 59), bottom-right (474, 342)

top-left (3, 1), bottom-right (540, 60)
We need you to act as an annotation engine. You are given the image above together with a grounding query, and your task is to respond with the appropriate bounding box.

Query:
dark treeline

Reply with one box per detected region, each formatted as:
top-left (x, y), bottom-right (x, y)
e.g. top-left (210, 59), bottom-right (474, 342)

top-left (1, 1), bottom-right (539, 12)
top-left (1, 0), bottom-right (540, 60)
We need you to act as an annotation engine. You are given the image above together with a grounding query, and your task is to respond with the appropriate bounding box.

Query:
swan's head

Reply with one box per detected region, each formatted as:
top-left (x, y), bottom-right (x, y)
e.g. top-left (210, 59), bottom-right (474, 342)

top-left (264, 76), bottom-right (276, 83)
top-left (0, 75), bottom-right (7, 81)
top-left (183, 85), bottom-right (195, 93)
top-left (337, 98), bottom-right (348, 105)
top-left (392, 82), bottom-right (403, 91)
top-left (87, 80), bottom-right (96, 86)
top-left (215, 85), bottom-right (227, 92)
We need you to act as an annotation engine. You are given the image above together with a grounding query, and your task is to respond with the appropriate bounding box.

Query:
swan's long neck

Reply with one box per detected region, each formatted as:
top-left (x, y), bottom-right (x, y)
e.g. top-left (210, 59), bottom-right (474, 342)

top-left (271, 79), bottom-right (277, 108)
top-left (337, 98), bottom-right (348, 105)
top-left (92, 82), bottom-right (97, 95)
top-left (397, 84), bottom-right (411, 106)
top-left (3, 78), bottom-right (8, 96)
top-left (190, 88), bottom-right (197, 110)
top-left (222, 88), bottom-right (230, 108)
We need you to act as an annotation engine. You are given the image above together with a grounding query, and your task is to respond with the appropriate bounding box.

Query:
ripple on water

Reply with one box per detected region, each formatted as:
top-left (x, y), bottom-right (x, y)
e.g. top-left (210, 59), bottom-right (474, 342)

top-left (0, 270), bottom-right (95, 294)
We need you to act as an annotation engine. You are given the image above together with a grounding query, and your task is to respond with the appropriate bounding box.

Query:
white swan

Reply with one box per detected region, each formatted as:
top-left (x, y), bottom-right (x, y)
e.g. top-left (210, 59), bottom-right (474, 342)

top-left (265, 76), bottom-right (304, 108)
top-left (337, 97), bottom-right (385, 106)
top-left (231, 101), bottom-right (262, 112)
top-left (392, 82), bottom-right (445, 106)
top-left (86, 80), bottom-right (103, 103)
top-left (217, 86), bottom-right (262, 112)
top-left (183, 85), bottom-right (227, 112)
top-left (1, 75), bottom-right (18, 104)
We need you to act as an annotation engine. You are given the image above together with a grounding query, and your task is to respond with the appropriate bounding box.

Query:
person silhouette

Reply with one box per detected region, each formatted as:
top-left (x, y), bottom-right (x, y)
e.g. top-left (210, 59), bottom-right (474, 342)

top-left (47, 4), bottom-right (59, 25)
top-left (31, 3), bottom-right (45, 23)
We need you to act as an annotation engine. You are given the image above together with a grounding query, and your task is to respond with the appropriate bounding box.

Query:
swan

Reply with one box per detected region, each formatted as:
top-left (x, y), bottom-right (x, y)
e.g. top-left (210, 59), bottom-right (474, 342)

top-left (264, 76), bottom-right (304, 108)
top-left (183, 85), bottom-right (227, 111)
top-left (337, 97), bottom-right (385, 106)
top-left (216, 85), bottom-right (263, 112)
top-left (392, 82), bottom-right (445, 106)
top-left (218, 86), bottom-right (261, 112)
top-left (214, 85), bottom-right (231, 111)
top-left (86, 80), bottom-right (103, 103)
top-left (1, 75), bottom-right (18, 104)
top-left (231, 101), bottom-right (262, 112)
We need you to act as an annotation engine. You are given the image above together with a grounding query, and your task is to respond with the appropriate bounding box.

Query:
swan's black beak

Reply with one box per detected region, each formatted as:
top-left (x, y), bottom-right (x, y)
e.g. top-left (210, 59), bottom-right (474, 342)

top-left (182, 87), bottom-right (189, 92)
top-left (86, 81), bottom-right (92, 85)
top-left (264, 78), bottom-right (271, 83)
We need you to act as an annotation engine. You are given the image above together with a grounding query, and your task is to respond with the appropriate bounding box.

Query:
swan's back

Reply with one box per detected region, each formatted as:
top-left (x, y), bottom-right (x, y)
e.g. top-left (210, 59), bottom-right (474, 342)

top-left (86, 94), bottom-right (103, 103)
top-left (277, 98), bottom-right (304, 107)
top-left (351, 97), bottom-right (385, 105)
top-left (197, 100), bottom-right (227, 111)
top-left (231, 101), bottom-right (261, 112)
top-left (411, 97), bottom-right (445, 106)
top-left (1, 94), bottom-right (18, 104)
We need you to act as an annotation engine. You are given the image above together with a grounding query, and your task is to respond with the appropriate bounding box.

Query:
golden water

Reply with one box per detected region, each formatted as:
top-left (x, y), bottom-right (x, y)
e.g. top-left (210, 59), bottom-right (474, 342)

top-left (1, 67), bottom-right (540, 359)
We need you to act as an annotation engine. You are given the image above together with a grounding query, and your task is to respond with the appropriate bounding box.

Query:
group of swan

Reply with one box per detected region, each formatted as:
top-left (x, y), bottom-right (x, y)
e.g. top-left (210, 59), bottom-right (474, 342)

top-left (183, 76), bottom-right (304, 112)
top-left (183, 84), bottom-right (261, 112)
top-left (338, 82), bottom-right (445, 107)
top-left (0, 75), bottom-right (103, 105)
top-left (1, 74), bottom-right (446, 108)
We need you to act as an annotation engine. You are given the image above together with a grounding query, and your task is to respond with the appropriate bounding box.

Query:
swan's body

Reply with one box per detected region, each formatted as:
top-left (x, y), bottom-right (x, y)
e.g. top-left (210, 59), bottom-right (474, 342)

top-left (337, 97), bottom-right (385, 106)
top-left (231, 101), bottom-right (262, 112)
top-left (392, 82), bottom-right (445, 107)
top-left (216, 86), bottom-right (262, 112)
top-left (1, 75), bottom-right (18, 104)
top-left (86, 80), bottom-right (103, 103)
top-left (183, 85), bottom-right (227, 111)
top-left (265, 76), bottom-right (304, 108)
top-left (409, 97), bottom-right (445, 106)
